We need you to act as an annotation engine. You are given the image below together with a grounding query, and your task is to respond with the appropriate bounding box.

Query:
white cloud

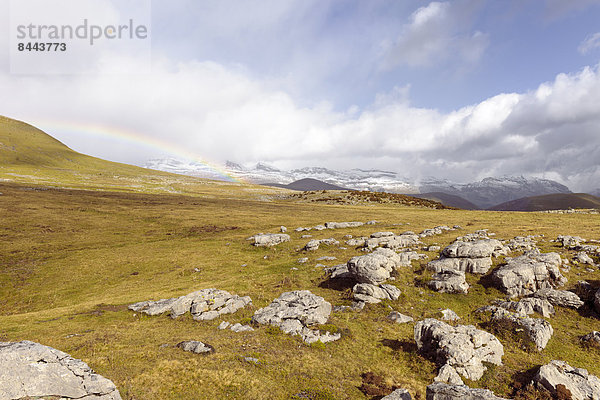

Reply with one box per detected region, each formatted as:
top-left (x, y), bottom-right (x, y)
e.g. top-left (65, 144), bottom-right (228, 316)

top-left (382, 1), bottom-right (489, 69)
top-left (1, 51), bottom-right (600, 191)
top-left (579, 32), bottom-right (600, 54)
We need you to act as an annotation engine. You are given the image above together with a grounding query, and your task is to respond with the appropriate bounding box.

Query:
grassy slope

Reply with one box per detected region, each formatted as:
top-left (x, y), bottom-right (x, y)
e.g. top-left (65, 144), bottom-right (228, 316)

top-left (1, 116), bottom-right (600, 399)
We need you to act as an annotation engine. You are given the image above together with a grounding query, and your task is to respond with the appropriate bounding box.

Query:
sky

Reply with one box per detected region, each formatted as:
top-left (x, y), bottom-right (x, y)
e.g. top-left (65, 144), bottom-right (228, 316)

top-left (1, 0), bottom-right (600, 191)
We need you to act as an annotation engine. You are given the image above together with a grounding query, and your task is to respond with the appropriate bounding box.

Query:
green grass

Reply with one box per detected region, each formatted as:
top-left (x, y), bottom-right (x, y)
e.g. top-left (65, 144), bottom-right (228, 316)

top-left (2, 181), bottom-right (600, 399)
top-left (2, 115), bottom-right (600, 399)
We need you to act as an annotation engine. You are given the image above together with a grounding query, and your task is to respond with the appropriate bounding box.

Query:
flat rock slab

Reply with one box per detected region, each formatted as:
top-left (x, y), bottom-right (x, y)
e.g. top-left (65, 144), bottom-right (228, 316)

top-left (388, 311), bottom-right (414, 324)
top-left (415, 319), bottom-right (503, 382)
top-left (0, 340), bottom-right (122, 400)
top-left (382, 388), bottom-right (412, 399)
top-left (535, 360), bottom-right (600, 400)
top-left (248, 233), bottom-right (290, 247)
top-left (129, 288), bottom-right (252, 320)
top-left (428, 270), bottom-right (469, 294)
top-left (531, 288), bottom-right (584, 309)
top-left (353, 283), bottom-right (401, 303)
top-left (252, 290), bottom-right (341, 344)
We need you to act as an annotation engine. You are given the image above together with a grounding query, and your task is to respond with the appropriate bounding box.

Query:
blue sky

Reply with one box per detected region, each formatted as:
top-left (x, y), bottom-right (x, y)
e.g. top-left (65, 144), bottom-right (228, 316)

top-left (1, 0), bottom-right (600, 190)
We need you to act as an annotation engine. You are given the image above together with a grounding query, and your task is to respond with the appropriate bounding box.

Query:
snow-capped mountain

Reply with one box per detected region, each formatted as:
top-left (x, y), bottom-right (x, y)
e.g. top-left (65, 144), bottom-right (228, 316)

top-left (419, 176), bottom-right (572, 209)
top-left (143, 158), bottom-right (418, 193)
top-left (142, 158), bottom-right (573, 208)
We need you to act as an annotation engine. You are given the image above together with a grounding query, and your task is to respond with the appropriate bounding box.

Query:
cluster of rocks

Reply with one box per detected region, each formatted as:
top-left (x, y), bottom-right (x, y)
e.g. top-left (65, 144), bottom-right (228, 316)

top-left (506, 235), bottom-right (539, 252)
top-left (248, 232), bottom-right (290, 247)
top-left (128, 288), bottom-right (252, 321)
top-left (252, 290), bottom-right (341, 344)
top-left (557, 235), bottom-right (600, 256)
top-left (295, 221), bottom-right (376, 232)
top-left (414, 319), bottom-right (504, 384)
top-left (218, 321), bottom-right (254, 332)
top-left (0, 340), bottom-right (122, 400)
top-left (492, 250), bottom-right (566, 297)
top-left (419, 225), bottom-right (460, 238)
top-left (535, 360), bottom-right (600, 399)
top-left (346, 248), bottom-right (411, 303)
top-left (346, 231), bottom-right (422, 251)
top-left (303, 238), bottom-right (340, 251)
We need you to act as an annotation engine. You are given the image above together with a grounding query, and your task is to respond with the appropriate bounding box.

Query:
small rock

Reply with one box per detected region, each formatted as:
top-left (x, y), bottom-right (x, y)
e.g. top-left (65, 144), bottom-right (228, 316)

top-left (177, 341), bottom-right (214, 354)
top-left (317, 256), bottom-right (337, 261)
top-left (297, 257), bottom-right (309, 264)
top-left (440, 309), bottom-right (460, 321)
top-left (248, 233), bottom-right (290, 247)
top-left (230, 323), bottom-right (254, 333)
top-left (387, 311), bottom-right (414, 324)
top-left (581, 331), bottom-right (600, 346)
top-left (280, 226), bottom-right (287, 233)
top-left (218, 321), bottom-right (231, 330)
top-left (426, 382), bottom-right (509, 400)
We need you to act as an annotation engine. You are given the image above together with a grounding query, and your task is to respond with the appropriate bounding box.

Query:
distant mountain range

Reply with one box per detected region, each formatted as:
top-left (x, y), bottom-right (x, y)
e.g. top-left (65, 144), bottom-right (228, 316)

top-left (143, 158), bottom-right (596, 210)
top-left (489, 193), bottom-right (600, 211)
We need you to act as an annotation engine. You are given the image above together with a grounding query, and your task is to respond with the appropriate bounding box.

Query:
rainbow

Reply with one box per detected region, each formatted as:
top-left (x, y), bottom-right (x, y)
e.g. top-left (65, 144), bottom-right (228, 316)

top-left (32, 118), bottom-right (245, 183)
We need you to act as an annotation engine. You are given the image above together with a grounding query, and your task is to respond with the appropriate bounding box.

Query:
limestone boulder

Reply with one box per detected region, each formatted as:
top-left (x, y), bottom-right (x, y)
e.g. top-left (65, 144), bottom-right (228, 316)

top-left (0, 341), bottom-right (122, 400)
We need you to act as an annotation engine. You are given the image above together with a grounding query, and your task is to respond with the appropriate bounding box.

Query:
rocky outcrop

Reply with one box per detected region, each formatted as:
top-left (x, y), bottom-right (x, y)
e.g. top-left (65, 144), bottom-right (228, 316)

top-left (427, 239), bottom-right (507, 275)
top-left (428, 270), bottom-right (469, 294)
top-left (252, 290), bottom-right (341, 344)
top-left (129, 288), bottom-right (252, 321)
top-left (493, 298), bottom-right (554, 318)
top-left (531, 288), bottom-right (584, 309)
top-left (176, 341), bottom-right (214, 354)
top-left (363, 232), bottom-right (422, 251)
top-left (248, 233), bottom-right (290, 247)
top-left (426, 382), bottom-right (509, 400)
top-left (419, 225), bottom-right (454, 238)
top-left (534, 360), bottom-right (600, 400)
top-left (0, 340), bottom-right (122, 400)
top-left (574, 252), bottom-right (595, 265)
top-left (506, 236), bottom-right (538, 252)
top-left (347, 248), bottom-right (406, 285)
top-left (414, 319), bottom-right (503, 382)
top-left (492, 251), bottom-right (566, 298)
top-left (352, 283), bottom-right (401, 303)
top-left (557, 235), bottom-right (587, 248)
top-left (476, 306), bottom-right (553, 351)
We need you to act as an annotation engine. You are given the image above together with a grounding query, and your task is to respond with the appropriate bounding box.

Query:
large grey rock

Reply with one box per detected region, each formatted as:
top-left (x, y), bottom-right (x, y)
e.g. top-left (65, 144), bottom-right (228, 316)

top-left (129, 288), bottom-right (251, 320)
top-left (427, 239), bottom-right (506, 275)
top-left (414, 319), bottom-right (503, 382)
top-left (493, 297), bottom-right (554, 318)
top-left (176, 341), bottom-right (214, 354)
top-left (382, 388), bottom-right (413, 400)
top-left (534, 360), bottom-right (600, 400)
top-left (0, 340), bottom-right (122, 400)
top-left (492, 251), bottom-right (566, 298)
top-left (531, 288), bottom-right (584, 309)
top-left (575, 252), bottom-right (595, 265)
top-left (441, 239), bottom-right (506, 258)
top-left (252, 290), bottom-right (340, 344)
top-left (352, 283), bottom-right (401, 303)
top-left (477, 306), bottom-right (553, 351)
top-left (428, 270), bottom-right (469, 294)
top-left (347, 248), bottom-right (405, 285)
top-left (426, 382), bottom-right (509, 400)
top-left (248, 233), bottom-right (290, 247)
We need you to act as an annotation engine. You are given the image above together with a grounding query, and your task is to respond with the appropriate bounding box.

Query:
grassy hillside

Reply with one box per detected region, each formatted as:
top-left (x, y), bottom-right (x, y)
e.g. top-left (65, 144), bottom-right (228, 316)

top-left (411, 192), bottom-right (480, 210)
top-left (2, 115), bottom-right (600, 399)
top-left (489, 193), bottom-right (600, 211)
